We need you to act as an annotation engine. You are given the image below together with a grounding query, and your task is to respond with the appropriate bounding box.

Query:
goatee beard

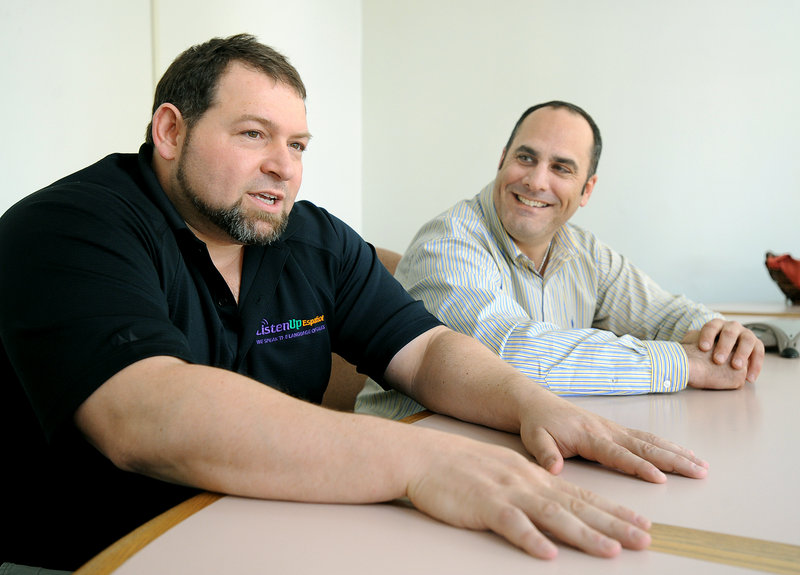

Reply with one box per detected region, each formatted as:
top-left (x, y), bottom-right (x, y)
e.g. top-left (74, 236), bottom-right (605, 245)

top-left (191, 199), bottom-right (289, 246)
top-left (177, 159), bottom-right (289, 246)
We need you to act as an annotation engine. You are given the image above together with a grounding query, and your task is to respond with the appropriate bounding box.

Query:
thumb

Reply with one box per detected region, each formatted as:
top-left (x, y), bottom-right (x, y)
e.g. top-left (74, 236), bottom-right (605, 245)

top-left (521, 426), bottom-right (565, 474)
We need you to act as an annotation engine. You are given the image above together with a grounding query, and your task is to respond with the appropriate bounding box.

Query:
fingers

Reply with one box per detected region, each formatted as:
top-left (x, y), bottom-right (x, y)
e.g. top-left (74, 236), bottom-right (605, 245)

top-left (745, 339), bottom-right (765, 383)
top-left (545, 414), bottom-right (708, 482)
top-left (725, 325), bottom-right (764, 382)
top-left (523, 425), bottom-right (565, 475)
top-left (569, 428), bottom-right (707, 483)
top-left (408, 436), bottom-right (653, 560)
top-left (584, 437), bottom-right (669, 483)
top-left (542, 478), bottom-right (653, 553)
top-left (697, 319), bottom-right (723, 352)
top-left (521, 401), bottom-right (709, 482)
top-left (699, 318), bottom-right (741, 363)
top-left (712, 321), bottom-right (745, 365)
top-left (487, 476), bottom-right (651, 559)
top-left (619, 429), bottom-right (709, 480)
top-left (698, 319), bottom-right (765, 382)
top-left (487, 504), bottom-right (560, 559)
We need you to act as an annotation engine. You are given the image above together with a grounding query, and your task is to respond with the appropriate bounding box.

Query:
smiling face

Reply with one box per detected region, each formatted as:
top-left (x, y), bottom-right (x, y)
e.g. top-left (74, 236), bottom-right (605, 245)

top-left (492, 106), bottom-right (597, 262)
top-left (163, 61), bottom-right (311, 246)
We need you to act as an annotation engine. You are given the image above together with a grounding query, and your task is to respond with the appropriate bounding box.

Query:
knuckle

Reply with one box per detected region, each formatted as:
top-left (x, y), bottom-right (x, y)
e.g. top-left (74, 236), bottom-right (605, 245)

top-left (494, 503), bottom-right (521, 527)
top-left (567, 495), bottom-right (589, 515)
top-left (539, 499), bottom-right (564, 520)
top-left (634, 438), bottom-right (663, 462)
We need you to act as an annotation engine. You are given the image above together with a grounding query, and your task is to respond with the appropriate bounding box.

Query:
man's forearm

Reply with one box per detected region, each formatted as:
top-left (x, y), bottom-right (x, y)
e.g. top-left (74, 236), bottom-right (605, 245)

top-left (385, 326), bottom-right (544, 433)
top-left (74, 356), bottom-right (429, 503)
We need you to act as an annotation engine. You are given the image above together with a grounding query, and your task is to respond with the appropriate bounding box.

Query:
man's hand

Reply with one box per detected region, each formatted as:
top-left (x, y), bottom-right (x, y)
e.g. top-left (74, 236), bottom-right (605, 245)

top-left (394, 327), bottom-right (711, 486)
top-left (406, 430), bottom-right (652, 559)
top-left (682, 319), bottom-right (764, 386)
top-left (516, 394), bottom-right (710, 483)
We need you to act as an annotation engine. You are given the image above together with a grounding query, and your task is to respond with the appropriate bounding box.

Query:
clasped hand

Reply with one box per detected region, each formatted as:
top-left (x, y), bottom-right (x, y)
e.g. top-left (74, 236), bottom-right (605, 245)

top-left (682, 319), bottom-right (764, 388)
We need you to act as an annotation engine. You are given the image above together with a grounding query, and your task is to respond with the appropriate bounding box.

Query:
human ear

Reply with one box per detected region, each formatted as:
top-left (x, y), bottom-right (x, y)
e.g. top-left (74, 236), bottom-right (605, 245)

top-left (579, 174), bottom-right (598, 207)
top-left (498, 148), bottom-right (508, 171)
top-left (150, 103), bottom-right (184, 161)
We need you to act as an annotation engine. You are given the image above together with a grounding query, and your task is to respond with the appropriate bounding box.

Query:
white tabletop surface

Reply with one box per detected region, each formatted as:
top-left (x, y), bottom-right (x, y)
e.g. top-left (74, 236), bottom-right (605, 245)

top-left (419, 353), bottom-right (800, 546)
top-left (111, 352), bottom-right (800, 574)
top-left (113, 495), bottom-right (771, 575)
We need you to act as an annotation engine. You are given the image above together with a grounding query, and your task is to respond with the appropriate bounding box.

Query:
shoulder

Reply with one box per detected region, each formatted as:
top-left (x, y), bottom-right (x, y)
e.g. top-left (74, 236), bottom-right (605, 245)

top-left (398, 194), bottom-right (510, 287)
top-left (2, 153), bottom-right (157, 228)
top-left (282, 201), bottom-right (364, 255)
top-left (277, 201), bottom-right (374, 286)
top-left (0, 153), bottom-right (172, 268)
top-left (561, 222), bottom-right (616, 257)
top-left (408, 194), bottom-right (494, 253)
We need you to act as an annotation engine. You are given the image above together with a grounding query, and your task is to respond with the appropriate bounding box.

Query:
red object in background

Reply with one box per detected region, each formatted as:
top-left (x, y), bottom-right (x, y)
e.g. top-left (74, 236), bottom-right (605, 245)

top-left (766, 252), bottom-right (800, 304)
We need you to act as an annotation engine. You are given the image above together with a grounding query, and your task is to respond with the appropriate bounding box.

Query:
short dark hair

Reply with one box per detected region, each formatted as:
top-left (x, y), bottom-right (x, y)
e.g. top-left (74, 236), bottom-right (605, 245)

top-left (144, 34), bottom-right (306, 144)
top-left (503, 101), bottom-right (602, 177)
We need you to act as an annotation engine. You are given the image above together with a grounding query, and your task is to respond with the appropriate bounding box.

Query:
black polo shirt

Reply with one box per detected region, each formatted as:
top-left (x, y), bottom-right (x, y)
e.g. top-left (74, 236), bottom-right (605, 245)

top-left (0, 145), bottom-right (440, 569)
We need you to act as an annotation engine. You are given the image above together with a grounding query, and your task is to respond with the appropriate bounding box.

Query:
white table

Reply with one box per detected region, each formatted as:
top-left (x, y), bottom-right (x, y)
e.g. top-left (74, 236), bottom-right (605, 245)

top-left (75, 351), bottom-right (800, 575)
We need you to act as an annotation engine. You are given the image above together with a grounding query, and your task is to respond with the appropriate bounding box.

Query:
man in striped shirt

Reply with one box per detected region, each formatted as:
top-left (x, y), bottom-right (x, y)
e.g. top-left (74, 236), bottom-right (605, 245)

top-left (357, 101), bottom-right (764, 419)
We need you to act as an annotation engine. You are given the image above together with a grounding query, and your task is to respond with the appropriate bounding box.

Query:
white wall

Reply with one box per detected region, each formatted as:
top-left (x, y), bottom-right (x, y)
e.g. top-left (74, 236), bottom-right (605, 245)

top-left (1, 0), bottom-right (362, 231)
top-left (0, 0), bottom-right (152, 215)
top-left (362, 0), bottom-right (800, 304)
top-left (4, 1), bottom-right (798, 305)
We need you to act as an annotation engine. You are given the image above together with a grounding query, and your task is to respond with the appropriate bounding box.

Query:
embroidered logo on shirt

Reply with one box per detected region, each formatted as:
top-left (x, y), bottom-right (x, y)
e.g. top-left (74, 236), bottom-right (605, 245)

top-left (255, 315), bottom-right (327, 345)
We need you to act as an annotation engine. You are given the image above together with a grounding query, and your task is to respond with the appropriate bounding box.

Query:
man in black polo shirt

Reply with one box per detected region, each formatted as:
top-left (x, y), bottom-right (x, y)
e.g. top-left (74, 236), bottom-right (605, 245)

top-left (0, 34), bottom-right (718, 571)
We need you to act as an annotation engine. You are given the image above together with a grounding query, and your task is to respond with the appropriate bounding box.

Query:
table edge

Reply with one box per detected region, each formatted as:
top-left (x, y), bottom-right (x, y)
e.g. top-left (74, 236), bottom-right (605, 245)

top-left (73, 491), bottom-right (222, 575)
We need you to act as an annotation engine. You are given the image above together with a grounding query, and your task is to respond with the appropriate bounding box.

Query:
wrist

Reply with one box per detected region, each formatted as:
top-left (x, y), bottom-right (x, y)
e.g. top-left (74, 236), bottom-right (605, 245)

top-left (681, 342), bottom-right (705, 389)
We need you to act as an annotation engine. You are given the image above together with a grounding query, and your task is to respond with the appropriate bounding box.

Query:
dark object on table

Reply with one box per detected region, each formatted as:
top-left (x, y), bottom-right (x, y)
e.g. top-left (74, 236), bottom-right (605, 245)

top-left (765, 252), bottom-right (800, 305)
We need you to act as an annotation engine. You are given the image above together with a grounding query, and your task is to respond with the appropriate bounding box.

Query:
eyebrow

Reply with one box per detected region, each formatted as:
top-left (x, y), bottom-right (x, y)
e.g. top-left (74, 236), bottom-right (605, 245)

top-left (238, 114), bottom-right (312, 141)
top-left (515, 144), bottom-right (578, 172)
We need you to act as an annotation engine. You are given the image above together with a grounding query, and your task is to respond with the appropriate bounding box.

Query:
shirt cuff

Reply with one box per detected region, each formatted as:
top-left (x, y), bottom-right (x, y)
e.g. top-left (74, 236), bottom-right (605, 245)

top-left (643, 341), bottom-right (688, 393)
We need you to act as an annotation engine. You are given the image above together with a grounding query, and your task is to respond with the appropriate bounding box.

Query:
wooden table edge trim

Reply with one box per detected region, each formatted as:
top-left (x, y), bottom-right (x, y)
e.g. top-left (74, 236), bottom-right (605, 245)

top-left (716, 309), bottom-right (800, 318)
top-left (649, 523), bottom-right (800, 575)
top-left (400, 409), bottom-right (435, 424)
top-left (74, 491), bottom-right (222, 575)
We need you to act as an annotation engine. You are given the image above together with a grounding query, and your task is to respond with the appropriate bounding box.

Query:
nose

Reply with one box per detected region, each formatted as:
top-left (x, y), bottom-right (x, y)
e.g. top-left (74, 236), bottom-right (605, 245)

top-left (261, 141), bottom-right (298, 182)
top-left (523, 165), bottom-right (548, 191)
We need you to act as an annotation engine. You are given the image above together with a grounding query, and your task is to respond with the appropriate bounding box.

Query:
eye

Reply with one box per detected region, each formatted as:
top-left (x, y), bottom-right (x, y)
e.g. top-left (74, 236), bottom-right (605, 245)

top-left (243, 130), bottom-right (263, 139)
top-left (516, 153), bottom-right (534, 164)
top-left (289, 141), bottom-right (306, 152)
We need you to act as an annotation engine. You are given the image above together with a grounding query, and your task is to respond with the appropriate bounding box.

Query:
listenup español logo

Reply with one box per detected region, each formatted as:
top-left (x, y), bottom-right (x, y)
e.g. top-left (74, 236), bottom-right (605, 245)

top-left (255, 314), bottom-right (326, 345)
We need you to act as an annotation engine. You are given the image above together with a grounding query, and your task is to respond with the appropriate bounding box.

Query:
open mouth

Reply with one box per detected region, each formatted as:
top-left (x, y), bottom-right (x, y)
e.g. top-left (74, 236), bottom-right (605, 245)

top-left (516, 194), bottom-right (549, 208)
top-left (253, 192), bottom-right (278, 206)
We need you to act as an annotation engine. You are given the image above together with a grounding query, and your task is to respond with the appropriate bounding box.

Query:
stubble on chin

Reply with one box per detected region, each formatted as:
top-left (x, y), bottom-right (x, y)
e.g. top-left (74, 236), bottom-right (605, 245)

top-left (176, 159), bottom-right (289, 246)
top-left (194, 198), bottom-right (289, 246)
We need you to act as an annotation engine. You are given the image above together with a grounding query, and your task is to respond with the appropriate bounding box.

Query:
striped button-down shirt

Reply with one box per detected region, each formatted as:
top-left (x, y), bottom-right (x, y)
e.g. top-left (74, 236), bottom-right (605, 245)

top-left (356, 181), bottom-right (720, 418)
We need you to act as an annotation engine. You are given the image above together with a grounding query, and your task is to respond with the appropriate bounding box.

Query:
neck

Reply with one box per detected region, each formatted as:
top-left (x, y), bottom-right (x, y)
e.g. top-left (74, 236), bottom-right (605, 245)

top-left (188, 222), bottom-right (245, 302)
top-left (516, 238), bottom-right (553, 274)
